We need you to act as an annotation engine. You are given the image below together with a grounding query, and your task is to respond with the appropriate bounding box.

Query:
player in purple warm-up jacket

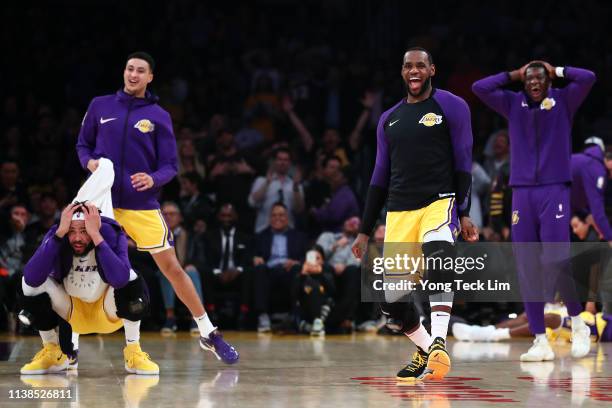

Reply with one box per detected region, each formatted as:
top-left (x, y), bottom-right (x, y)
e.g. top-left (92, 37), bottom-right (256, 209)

top-left (571, 137), bottom-right (612, 241)
top-left (473, 60), bottom-right (596, 361)
top-left (76, 52), bottom-right (237, 364)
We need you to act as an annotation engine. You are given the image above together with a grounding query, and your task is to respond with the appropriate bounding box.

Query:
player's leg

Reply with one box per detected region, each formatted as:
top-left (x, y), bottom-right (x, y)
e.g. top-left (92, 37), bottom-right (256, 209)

top-left (115, 208), bottom-right (238, 364)
top-left (538, 184), bottom-right (590, 358)
top-left (157, 270), bottom-right (178, 335)
top-left (20, 278), bottom-right (72, 374)
top-left (106, 272), bottom-right (159, 375)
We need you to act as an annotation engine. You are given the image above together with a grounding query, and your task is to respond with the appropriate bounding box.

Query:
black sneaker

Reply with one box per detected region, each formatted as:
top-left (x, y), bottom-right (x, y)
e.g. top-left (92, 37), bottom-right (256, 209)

top-left (423, 337), bottom-right (451, 380)
top-left (396, 347), bottom-right (428, 382)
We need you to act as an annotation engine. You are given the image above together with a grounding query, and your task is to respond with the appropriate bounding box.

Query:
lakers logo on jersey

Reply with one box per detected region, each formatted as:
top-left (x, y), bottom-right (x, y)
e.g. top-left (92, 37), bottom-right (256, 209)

top-left (134, 119), bottom-right (155, 134)
top-left (540, 97), bottom-right (556, 111)
top-left (418, 113), bottom-right (443, 127)
top-left (512, 210), bottom-right (519, 225)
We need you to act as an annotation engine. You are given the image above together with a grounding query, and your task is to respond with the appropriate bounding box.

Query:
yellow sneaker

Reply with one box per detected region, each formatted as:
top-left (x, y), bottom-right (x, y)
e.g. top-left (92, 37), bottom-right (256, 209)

top-left (124, 343), bottom-right (160, 375)
top-left (20, 343), bottom-right (68, 375)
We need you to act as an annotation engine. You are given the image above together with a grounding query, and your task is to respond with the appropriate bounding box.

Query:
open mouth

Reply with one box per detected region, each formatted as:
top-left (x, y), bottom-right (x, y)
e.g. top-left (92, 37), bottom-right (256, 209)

top-left (408, 77), bottom-right (422, 90)
top-left (529, 87), bottom-right (541, 98)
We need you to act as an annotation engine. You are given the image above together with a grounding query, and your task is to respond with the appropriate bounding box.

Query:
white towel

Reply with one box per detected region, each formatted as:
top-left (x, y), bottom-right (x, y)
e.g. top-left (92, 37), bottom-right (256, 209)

top-left (72, 158), bottom-right (115, 220)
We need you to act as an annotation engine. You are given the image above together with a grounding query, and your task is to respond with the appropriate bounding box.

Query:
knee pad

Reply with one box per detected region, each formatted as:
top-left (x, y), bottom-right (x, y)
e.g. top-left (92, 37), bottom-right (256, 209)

top-left (380, 301), bottom-right (419, 333)
top-left (20, 293), bottom-right (60, 331)
top-left (422, 241), bottom-right (456, 291)
top-left (114, 275), bottom-right (150, 321)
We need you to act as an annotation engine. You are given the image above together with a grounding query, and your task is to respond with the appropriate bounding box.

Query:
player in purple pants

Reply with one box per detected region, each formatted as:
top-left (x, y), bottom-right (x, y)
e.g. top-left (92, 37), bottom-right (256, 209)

top-left (473, 60), bottom-right (596, 361)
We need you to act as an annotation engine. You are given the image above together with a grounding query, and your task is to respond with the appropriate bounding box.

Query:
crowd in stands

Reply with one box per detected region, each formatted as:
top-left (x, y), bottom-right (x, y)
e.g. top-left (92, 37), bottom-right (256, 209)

top-left (1, 1), bottom-right (612, 334)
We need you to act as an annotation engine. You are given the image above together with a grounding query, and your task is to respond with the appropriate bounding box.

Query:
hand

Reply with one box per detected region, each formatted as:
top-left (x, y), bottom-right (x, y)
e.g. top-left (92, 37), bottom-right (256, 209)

top-left (56, 203), bottom-right (81, 238)
top-left (281, 96), bottom-right (294, 113)
top-left (253, 256), bottom-right (265, 266)
top-left (87, 159), bottom-right (100, 173)
top-left (83, 202), bottom-right (103, 245)
top-left (220, 269), bottom-right (240, 284)
top-left (131, 173), bottom-right (154, 191)
top-left (529, 60), bottom-right (555, 79)
top-left (335, 236), bottom-right (349, 249)
top-left (361, 91), bottom-right (376, 109)
top-left (284, 259), bottom-right (299, 271)
top-left (334, 263), bottom-right (346, 275)
top-left (509, 62), bottom-right (530, 82)
top-left (351, 233), bottom-right (369, 260)
top-left (266, 168), bottom-right (276, 184)
top-left (292, 167), bottom-right (303, 185)
top-left (210, 162), bottom-right (229, 178)
top-left (234, 159), bottom-right (254, 175)
top-left (460, 216), bottom-right (479, 242)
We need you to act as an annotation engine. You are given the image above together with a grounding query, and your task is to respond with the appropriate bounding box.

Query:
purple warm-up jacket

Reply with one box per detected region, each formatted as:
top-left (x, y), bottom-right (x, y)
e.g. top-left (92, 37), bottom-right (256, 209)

top-left (23, 216), bottom-right (131, 289)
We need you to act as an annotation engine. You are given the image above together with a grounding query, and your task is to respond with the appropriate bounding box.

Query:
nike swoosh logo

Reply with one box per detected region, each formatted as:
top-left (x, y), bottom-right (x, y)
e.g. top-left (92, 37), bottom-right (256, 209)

top-left (389, 119), bottom-right (399, 126)
top-left (100, 117), bottom-right (117, 124)
top-left (555, 214), bottom-right (564, 219)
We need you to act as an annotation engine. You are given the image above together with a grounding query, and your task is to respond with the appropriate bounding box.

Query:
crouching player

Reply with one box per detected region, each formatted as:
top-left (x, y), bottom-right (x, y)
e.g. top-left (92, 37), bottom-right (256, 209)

top-left (19, 201), bottom-right (159, 375)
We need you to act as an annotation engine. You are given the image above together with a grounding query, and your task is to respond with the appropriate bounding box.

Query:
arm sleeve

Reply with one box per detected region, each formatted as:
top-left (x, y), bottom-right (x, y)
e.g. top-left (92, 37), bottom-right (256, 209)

top-left (360, 111), bottom-right (391, 234)
top-left (23, 228), bottom-right (62, 287)
top-left (150, 112), bottom-right (179, 187)
top-left (471, 73), bottom-right (513, 118)
top-left (560, 67), bottom-right (597, 116)
top-left (96, 226), bottom-right (131, 288)
top-left (445, 96), bottom-right (474, 218)
top-left (582, 168), bottom-right (612, 240)
top-left (76, 99), bottom-right (99, 169)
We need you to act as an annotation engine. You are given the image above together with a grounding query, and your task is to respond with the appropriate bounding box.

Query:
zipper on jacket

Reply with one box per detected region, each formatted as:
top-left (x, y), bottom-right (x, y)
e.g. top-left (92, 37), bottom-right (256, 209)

top-left (534, 108), bottom-right (540, 184)
top-left (118, 100), bottom-right (134, 207)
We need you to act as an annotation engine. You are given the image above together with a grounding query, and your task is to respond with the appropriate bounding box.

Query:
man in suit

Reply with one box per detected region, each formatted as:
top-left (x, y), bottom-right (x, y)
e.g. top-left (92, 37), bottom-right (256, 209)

top-left (253, 202), bottom-right (307, 332)
top-left (204, 204), bottom-right (252, 327)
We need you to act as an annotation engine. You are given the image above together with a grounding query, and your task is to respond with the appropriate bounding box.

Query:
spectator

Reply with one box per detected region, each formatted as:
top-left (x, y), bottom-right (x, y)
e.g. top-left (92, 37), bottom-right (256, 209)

top-left (0, 161), bottom-right (28, 217)
top-left (316, 216), bottom-right (362, 333)
top-left (470, 161), bottom-right (491, 229)
top-left (204, 204), bottom-right (253, 328)
top-left (248, 147), bottom-right (305, 233)
top-left (483, 129), bottom-right (510, 180)
top-left (311, 165), bottom-right (359, 233)
top-left (253, 203), bottom-right (307, 332)
top-left (23, 193), bottom-right (59, 261)
top-left (292, 245), bottom-right (335, 336)
top-left (179, 172), bottom-right (214, 231)
top-left (158, 202), bottom-right (206, 336)
top-left (178, 138), bottom-right (206, 179)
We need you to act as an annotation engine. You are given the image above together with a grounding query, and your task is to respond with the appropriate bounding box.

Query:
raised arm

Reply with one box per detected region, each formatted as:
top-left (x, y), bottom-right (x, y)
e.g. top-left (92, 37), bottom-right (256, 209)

top-left (472, 72), bottom-right (515, 118)
top-left (349, 91), bottom-right (376, 151)
top-left (282, 96), bottom-right (314, 153)
top-left (559, 67), bottom-right (597, 115)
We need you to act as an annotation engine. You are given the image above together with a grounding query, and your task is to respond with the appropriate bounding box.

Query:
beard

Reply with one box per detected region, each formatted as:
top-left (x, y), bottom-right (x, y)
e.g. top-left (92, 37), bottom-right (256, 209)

top-left (71, 241), bottom-right (95, 256)
top-left (406, 76), bottom-right (432, 97)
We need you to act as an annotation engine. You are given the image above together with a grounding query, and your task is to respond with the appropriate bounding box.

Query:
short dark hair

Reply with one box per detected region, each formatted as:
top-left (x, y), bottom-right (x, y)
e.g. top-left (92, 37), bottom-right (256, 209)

top-left (525, 62), bottom-right (547, 75)
top-left (271, 201), bottom-right (287, 212)
top-left (405, 46), bottom-right (434, 65)
top-left (127, 51), bottom-right (156, 72)
top-left (323, 155), bottom-right (342, 168)
top-left (274, 147), bottom-right (291, 159)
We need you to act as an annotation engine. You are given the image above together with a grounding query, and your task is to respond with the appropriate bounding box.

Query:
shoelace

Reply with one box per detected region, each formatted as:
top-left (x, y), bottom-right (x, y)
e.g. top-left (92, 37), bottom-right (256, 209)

top-left (32, 345), bottom-right (56, 361)
top-left (405, 352), bottom-right (425, 372)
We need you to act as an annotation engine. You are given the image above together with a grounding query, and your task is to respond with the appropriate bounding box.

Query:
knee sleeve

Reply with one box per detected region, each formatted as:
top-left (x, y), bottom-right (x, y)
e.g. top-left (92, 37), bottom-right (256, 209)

top-left (380, 301), bottom-right (419, 333)
top-left (422, 241), bottom-right (456, 294)
top-left (114, 275), bottom-right (150, 321)
top-left (20, 293), bottom-right (60, 331)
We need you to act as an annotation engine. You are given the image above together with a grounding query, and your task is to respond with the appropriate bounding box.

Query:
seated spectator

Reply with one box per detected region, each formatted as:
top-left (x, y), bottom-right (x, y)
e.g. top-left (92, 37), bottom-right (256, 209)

top-left (316, 216), bottom-right (362, 333)
top-left (248, 147), bottom-right (304, 233)
top-left (311, 165), bottom-right (359, 233)
top-left (253, 203), bottom-right (307, 332)
top-left (292, 245), bottom-right (335, 336)
top-left (178, 138), bottom-right (206, 179)
top-left (179, 172), bottom-right (214, 230)
top-left (0, 204), bottom-right (30, 331)
top-left (23, 193), bottom-right (59, 261)
top-left (158, 202), bottom-right (206, 336)
top-left (204, 204), bottom-right (253, 328)
top-left (0, 160), bottom-right (29, 217)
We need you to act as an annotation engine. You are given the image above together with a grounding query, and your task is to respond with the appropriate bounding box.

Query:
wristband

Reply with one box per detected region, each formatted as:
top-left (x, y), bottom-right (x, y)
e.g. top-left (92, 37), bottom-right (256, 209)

top-left (555, 67), bottom-right (565, 78)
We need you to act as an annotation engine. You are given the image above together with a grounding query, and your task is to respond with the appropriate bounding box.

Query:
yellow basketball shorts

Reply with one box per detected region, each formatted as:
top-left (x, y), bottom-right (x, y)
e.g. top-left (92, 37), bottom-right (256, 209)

top-left (382, 198), bottom-right (458, 279)
top-left (68, 289), bottom-right (123, 335)
top-left (114, 208), bottom-right (173, 253)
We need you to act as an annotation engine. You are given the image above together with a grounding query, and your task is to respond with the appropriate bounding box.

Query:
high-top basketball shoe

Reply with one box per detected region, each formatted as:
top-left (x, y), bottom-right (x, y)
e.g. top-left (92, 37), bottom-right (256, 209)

top-left (396, 347), bottom-right (428, 381)
top-left (422, 337), bottom-right (451, 380)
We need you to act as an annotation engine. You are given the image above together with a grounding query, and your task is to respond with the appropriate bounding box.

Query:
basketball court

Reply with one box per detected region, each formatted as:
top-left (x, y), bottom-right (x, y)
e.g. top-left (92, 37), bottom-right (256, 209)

top-left (1, 333), bottom-right (610, 407)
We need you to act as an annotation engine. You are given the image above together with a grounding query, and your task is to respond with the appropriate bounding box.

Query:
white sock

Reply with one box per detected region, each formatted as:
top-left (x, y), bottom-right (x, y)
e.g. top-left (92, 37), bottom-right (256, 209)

top-left (571, 315), bottom-right (585, 329)
top-left (40, 329), bottom-right (58, 345)
top-left (195, 313), bottom-right (217, 338)
top-left (430, 301), bottom-right (452, 340)
top-left (123, 320), bottom-right (141, 345)
top-left (405, 324), bottom-right (433, 351)
top-left (72, 332), bottom-right (80, 350)
top-left (535, 333), bottom-right (548, 342)
top-left (494, 327), bottom-right (511, 340)
top-left (128, 269), bottom-right (138, 282)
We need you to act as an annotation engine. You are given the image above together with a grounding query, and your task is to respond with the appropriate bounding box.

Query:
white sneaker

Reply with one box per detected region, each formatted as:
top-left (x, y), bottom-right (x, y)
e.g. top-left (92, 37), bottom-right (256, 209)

top-left (571, 318), bottom-right (591, 358)
top-left (310, 318), bottom-right (325, 336)
top-left (470, 325), bottom-right (497, 342)
top-left (257, 314), bottom-right (271, 333)
top-left (520, 336), bottom-right (555, 362)
top-left (451, 323), bottom-right (473, 341)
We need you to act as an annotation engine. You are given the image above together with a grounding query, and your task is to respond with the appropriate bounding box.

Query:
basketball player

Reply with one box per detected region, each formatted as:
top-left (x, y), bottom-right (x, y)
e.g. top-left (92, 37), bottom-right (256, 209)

top-left (352, 47), bottom-right (478, 381)
top-left (20, 160), bottom-right (157, 374)
top-left (473, 60), bottom-right (595, 361)
top-left (76, 52), bottom-right (238, 364)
